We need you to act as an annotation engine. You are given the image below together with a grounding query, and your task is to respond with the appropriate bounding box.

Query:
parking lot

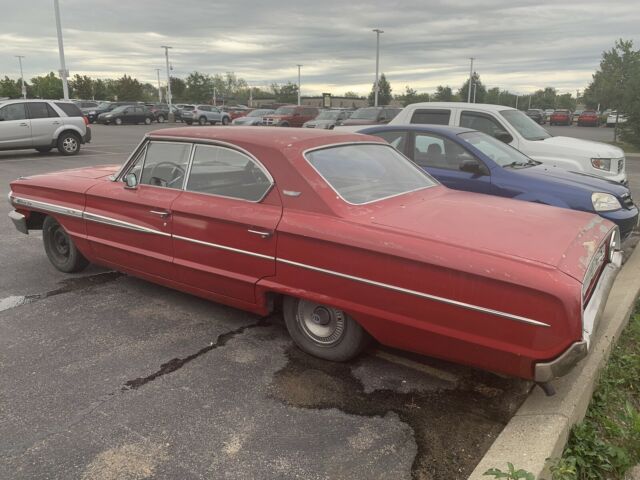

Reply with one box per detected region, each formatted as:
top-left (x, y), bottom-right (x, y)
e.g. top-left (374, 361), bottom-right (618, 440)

top-left (1, 123), bottom-right (638, 480)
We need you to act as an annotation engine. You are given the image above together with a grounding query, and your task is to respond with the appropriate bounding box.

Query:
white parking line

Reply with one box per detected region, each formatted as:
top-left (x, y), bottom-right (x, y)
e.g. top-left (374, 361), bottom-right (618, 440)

top-left (372, 350), bottom-right (459, 383)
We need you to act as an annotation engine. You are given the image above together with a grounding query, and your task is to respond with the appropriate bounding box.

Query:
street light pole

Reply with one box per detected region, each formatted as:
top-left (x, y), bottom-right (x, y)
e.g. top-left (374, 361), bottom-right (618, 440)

top-left (467, 57), bottom-right (474, 103)
top-left (53, 0), bottom-right (69, 100)
top-left (15, 56), bottom-right (26, 99)
top-left (155, 68), bottom-right (162, 102)
top-left (297, 64), bottom-right (302, 106)
top-left (373, 29), bottom-right (384, 107)
top-left (161, 45), bottom-right (173, 121)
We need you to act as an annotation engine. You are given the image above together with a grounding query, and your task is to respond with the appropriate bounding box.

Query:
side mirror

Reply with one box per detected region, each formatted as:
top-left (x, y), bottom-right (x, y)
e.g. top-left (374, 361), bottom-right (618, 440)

top-left (124, 172), bottom-right (138, 189)
top-left (494, 131), bottom-right (513, 144)
top-left (460, 159), bottom-right (486, 175)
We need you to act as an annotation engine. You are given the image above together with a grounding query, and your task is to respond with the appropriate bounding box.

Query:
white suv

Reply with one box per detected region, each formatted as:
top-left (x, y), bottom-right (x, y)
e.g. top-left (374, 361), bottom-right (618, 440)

top-left (389, 102), bottom-right (627, 184)
top-left (0, 99), bottom-right (91, 155)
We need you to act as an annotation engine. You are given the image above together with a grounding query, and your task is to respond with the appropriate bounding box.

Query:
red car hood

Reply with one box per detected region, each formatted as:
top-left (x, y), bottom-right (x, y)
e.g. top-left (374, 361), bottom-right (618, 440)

top-left (371, 189), bottom-right (614, 282)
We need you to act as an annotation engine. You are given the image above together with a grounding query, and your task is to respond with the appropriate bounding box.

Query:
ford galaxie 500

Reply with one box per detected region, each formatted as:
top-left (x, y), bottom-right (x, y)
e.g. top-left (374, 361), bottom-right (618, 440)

top-left (8, 127), bottom-right (622, 386)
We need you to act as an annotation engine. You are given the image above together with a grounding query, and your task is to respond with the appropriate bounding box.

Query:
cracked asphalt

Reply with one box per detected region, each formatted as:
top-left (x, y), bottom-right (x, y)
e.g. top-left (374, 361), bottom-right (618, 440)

top-left (1, 124), bottom-right (638, 480)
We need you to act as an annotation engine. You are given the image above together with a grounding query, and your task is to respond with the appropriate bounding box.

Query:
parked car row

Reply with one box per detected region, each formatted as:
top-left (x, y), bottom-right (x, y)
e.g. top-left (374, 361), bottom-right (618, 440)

top-left (525, 108), bottom-right (628, 128)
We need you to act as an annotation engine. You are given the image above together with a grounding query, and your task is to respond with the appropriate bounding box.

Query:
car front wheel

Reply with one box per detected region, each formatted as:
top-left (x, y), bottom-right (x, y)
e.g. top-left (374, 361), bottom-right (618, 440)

top-left (42, 216), bottom-right (89, 273)
top-left (283, 296), bottom-right (370, 362)
top-left (114, 117), bottom-right (122, 125)
top-left (157, 115), bottom-right (165, 123)
top-left (222, 116), bottom-right (230, 125)
top-left (144, 117), bottom-right (152, 125)
top-left (57, 132), bottom-right (80, 155)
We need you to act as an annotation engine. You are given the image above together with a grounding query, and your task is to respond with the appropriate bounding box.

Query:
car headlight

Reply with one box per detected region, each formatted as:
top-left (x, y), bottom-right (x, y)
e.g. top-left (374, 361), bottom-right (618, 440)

top-left (591, 158), bottom-right (611, 171)
top-left (592, 192), bottom-right (621, 211)
top-left (105, 114), bottom-right (112, 118)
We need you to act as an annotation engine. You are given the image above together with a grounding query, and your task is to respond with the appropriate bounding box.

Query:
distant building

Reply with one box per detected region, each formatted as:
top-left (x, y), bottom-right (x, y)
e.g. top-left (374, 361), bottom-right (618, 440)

top-left (250, 96), bottom-right (403, 109)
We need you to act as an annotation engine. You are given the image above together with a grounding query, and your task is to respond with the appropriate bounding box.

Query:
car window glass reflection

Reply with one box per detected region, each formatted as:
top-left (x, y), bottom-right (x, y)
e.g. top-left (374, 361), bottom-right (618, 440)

top-left (1, 103), bottom-right (27, 121)
top-left (414, 134), bottom-right (473, 170)
top-left (186, 145), bottom-right (271, 201)
top-left (137, 142), bottom-right (191, 189)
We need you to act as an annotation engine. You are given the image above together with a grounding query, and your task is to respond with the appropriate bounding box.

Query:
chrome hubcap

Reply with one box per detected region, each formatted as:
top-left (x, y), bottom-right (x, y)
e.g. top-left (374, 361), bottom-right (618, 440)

top-left (63, 137), bottom-right (77, 152)
top-left (51, 226), bottom-right (70, 260)
top-left (296, 300), bottom-right (345, 345)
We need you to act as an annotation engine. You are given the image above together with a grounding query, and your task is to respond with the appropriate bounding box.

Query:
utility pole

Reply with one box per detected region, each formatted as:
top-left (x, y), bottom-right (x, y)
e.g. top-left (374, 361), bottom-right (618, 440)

top-left (467, 57), bottom-right (474, 103)
top-left (473, 81), bottom-right (477, 103)
top-left (515, 95), bottom-right (519, 110)
top-left (15, 56), bottom-right (26, 98)
top-left (373, 29), bottom-right (384, 106)
top-left (528, 95), bottom-right (532, 109)
top-left (155, 68), bottom-right (162, 102)
top-left (161, 46), bottom-right (173, 121)
top-left (297, 64), bottom-right (302, 106)
top-left (53, 0), bottom-right (69, 99)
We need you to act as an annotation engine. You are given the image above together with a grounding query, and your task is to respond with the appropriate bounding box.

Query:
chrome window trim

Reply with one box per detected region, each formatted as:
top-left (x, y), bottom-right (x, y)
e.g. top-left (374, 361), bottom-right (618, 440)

top-left (302, 141), bottom-right (438, 206)
top-left (277, 258), bottom-right (551, 328)
top-left (173, 235), bottom-right (274, 260)
top-left (83, 211), bottom-right (171, 237)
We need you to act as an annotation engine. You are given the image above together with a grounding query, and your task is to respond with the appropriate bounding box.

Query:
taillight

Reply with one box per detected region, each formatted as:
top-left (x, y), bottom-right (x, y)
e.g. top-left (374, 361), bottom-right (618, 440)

top-left (83, 116), bottom-right (89, 126)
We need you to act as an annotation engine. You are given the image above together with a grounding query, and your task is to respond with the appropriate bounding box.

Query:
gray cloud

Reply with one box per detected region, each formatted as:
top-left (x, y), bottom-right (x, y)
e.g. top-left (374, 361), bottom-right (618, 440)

top-left (0, 0), bottom-right (638, 96)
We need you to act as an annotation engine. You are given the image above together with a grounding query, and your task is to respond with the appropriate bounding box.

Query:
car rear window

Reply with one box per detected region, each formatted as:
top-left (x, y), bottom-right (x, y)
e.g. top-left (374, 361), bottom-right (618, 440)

top-left (54, 102), bottom-right (83, 117)
top-left (410, 109), bottom-right (451, 125)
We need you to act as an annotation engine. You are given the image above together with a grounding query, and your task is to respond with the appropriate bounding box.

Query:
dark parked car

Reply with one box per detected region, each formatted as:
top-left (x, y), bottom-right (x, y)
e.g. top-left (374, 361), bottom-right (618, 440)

top-left (96, 105), bottom-right (154, 125)
top-left (525, 109), bottom-right (545, 124)
top-left (87, 101), bottom-right (139, 123)
top-left (359, 124), bottom-right (639, 239)
top-left (341, 106), bottom-right (402, 126)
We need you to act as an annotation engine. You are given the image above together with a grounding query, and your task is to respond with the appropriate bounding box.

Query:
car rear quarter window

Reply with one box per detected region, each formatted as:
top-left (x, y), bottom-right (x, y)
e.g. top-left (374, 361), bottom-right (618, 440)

top-left (410, 109), bottom-right (451, 125)
top-left (54, 102), bottom-right (83, 117)
top-left (0, 103), bottom-right (27, 121)
top-left (372, 130), bottom-right (408, 153)
top-left (27, 102), bottom-right (58, 119)
top-left (186, 145), bottom-right (272, 202)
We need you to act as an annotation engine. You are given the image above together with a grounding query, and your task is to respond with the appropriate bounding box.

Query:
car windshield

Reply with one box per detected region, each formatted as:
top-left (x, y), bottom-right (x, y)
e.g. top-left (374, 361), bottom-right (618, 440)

top-left (305, 143), bottom-right (437, 205)
top-left (316, 110), bottom-right (341, 120)
top-left (274, 107), bottom-right (295, 115)
top-left (349, 108), bottom-right (380, 120)
top-left (459, 131), bottom-right (536, 168)
top-left (248, 109), bottom-right (273, 117)
top-left (500, 110), bottom-right (551, 141)
top-left (110, 106), bottom-right (129, 113)
top-left (96, 102), bottom-right (111, 109)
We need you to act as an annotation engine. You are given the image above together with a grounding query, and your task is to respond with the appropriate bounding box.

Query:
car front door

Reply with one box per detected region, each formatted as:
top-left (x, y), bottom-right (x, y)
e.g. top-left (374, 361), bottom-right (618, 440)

top-left (84, 140), bottom-right (192, 278)
top-left (0, 102), bottom-right (32, 149)
top-left (27, 102), bottom-right (61, 145)
top-left (210, 107), bottom-right (223, 123)
top-left (171, 143), bottom-right (281, 303)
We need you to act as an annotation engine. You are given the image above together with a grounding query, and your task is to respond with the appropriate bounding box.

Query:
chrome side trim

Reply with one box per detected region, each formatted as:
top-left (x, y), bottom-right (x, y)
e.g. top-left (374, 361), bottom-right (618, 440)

top-left (277, 258), bottom-right (551, 328)
top-left (9, 195), bottom-right (83, 218)
top-left (83, 211), bottom-right (171, 237)
top-left (173, 235), bottom-right (275, 260)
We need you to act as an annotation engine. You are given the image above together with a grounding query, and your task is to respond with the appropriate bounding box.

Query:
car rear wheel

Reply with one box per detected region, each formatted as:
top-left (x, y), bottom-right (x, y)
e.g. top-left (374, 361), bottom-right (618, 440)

top-left (185, 121), bottom-right (193, 125)
top-left (283, 296), bottom-right (370, 362)
top-left (222, 116), bottom-right (230, 125)
top-left (198, 116), bottom-right (207, 126)
top-left (36, 147), bottom-right (52, 153)
top-left (156, 115), bottom-right (165, 123)
top-left (144, 117), bottom-right (152, 125)
top-left (57, 132), bottom-right (80, 155)
top-left (280, 122), bottom-right (289, 127)
top-left (42, 216), bottom-right (89, 273)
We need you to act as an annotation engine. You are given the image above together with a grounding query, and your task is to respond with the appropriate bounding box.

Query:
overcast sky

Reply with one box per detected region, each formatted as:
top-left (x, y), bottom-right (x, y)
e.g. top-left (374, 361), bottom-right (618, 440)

top-left (1, 0), bottom-right (638, 97)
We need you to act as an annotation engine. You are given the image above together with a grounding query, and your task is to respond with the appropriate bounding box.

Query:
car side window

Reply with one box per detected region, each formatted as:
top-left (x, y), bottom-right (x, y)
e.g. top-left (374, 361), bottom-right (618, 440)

top-left (410, 109), bottom-right (451, 125)
top-left (414, 133), bottom-right (474, 170)
top-left (460, 111), bottom-right (505, 137)
top-left (374, 131), bottom-right (408, 153)
top-left (27, 102), bottom-right (53, 119)
top-left (0, 103), bottom-right (27, 121)
top-left (128, 141), bottom-right (192, 189)
top-left (186, 144), bottom-right (272, 202)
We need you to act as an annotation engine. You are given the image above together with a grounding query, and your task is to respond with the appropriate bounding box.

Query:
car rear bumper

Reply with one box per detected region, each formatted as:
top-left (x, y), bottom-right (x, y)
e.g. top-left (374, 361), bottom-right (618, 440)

top-left (83, 127), bottom-right (91, 144)
top-left (533, 250), bottom-right (622, 382)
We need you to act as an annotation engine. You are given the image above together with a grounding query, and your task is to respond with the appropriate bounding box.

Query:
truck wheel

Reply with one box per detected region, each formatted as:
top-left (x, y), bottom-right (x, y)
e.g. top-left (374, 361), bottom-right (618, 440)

top-left (57, 132), bottom-right (80, 155)
top-left (283, 296), bottom-right (371, 362)
top-left (42, 216), bottom-right (89, 273)
top-left (198, 116), bottom-right (207, 126)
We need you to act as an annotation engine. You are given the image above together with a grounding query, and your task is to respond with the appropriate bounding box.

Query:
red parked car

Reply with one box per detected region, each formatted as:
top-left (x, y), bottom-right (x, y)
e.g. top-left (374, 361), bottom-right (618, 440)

top-left (577, 110), bottom-right (600, 127)
top-left (8, 128), bottom-right (621, 385)
top-left (262, 105), bottom-right (319, 127)
top-left (549, 109), bottom-right (572, 126)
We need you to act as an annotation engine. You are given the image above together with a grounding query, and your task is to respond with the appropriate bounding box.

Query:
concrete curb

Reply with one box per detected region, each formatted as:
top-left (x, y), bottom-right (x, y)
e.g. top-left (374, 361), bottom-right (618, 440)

top-left (469, 245), bottom-right (640, 480)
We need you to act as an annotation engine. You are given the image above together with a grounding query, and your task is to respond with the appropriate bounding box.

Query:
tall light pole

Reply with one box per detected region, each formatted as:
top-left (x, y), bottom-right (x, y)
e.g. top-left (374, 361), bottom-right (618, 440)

top-left (53, 0), bottom-right (69, 100)
top-left (467, 57), bottom-right (474, 103)
top-left (297, 64), bottom-right (302, 106)
top-left (161, 46), bottom-right (173, 121)
top-left (372, 29), bottom-right (384, 106)
top-left (155, 68), bottom-right (162, 102)
top-left (15, 56), bottom-right (26, 99)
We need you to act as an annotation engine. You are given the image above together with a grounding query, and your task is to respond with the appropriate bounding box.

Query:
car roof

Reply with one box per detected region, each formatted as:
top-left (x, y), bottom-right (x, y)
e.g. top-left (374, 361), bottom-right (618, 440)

top-left (403, 102), bottom-right (516, 112)
top-left (359, 124), bottom-right (476, 136)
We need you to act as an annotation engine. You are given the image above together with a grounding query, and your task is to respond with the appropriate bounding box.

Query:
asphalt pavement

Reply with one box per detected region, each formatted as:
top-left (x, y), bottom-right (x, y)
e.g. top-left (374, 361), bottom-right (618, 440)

top-left (0, 124), bottom-right (532, 480)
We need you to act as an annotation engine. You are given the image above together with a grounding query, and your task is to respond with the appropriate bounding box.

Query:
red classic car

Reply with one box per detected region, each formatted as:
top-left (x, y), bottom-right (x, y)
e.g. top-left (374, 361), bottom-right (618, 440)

top-left (549, 109), bottom-right (572, 126)
top-left (8, 127), bottom-right (622, 386)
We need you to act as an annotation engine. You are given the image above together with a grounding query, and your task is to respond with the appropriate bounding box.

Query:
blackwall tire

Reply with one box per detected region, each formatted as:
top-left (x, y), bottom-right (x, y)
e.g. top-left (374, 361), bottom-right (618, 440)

top-left (42, 216), bottom-right (89, 273)
top-left (283, 296), bottom-right (370, 362)
top-left (56, 132), bottom-right (80, 156)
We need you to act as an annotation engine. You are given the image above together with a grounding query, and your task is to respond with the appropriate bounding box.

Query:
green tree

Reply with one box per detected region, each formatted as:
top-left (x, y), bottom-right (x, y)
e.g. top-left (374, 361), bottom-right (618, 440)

top-left (169, 77), bottom-right (187, 102)
top-left (271, 82), bottom-right (299, 104)
top-left (458, 74), bottom-right (487, 103)
top-left (343, 91), bottom-right (361, 98)
top-left (395, 86), bottom-right (430, 106)
top-left (93, 79), bottom-right (110, 100)
top-left (368, 73), bottom-right (392, 105)
top-left (485, 87), bottom-right (503, 105)
top-left (70, 74), bottom-right (94, 99)
top-left (29, 72), bottom-right (63, 99)
top-left (432, 85), bottom-right (455, 101)
top-left (111, 75), bottom-right (142, 101)
top-left (0, 76), bottom-right (21, 98)
top-left (141, 83), bottom-right (159, 102)
top-left (185, 71), bottom-right (214, 103)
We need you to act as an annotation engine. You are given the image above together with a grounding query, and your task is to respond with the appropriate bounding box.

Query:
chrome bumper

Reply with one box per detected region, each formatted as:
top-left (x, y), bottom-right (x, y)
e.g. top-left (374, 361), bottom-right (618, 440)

top-left (534, 250), bottom-right (622, 383)
top-left (9, 210), bottom-right (28, 235)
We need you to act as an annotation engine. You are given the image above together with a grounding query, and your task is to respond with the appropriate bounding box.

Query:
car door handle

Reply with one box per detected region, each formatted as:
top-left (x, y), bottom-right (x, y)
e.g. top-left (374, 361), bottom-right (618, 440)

top-left (52, 121), bottom-right (60, 125)
top-left (149, 210), bottom-right (171, 218)
top-left (19, 123), bottom-right (28, 127)
top-left (247, 229), bottom-right (272, 239)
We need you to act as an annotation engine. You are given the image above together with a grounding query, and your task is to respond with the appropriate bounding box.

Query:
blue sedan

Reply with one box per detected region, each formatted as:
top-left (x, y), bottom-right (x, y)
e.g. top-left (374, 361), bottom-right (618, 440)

top-left (358, 125), bottom-right (638, 239)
